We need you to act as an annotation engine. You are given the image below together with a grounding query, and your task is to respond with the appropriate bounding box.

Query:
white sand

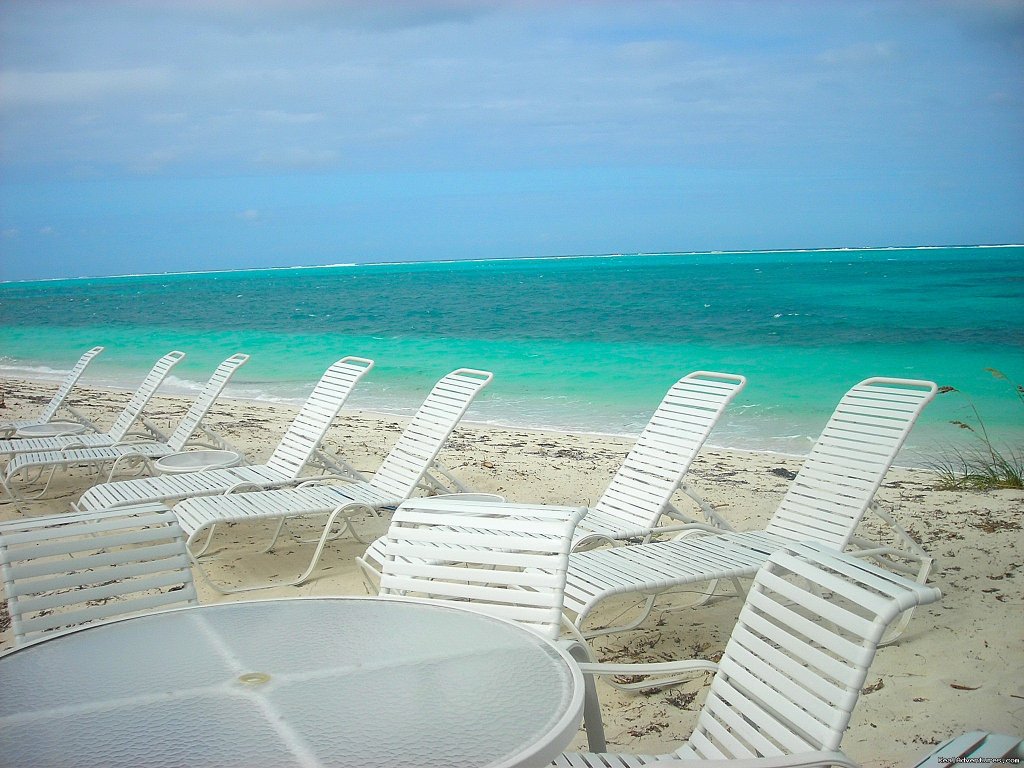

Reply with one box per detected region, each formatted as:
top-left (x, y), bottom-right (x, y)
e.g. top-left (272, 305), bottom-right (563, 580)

top-left (1, 378), bottom-right (1021, 765)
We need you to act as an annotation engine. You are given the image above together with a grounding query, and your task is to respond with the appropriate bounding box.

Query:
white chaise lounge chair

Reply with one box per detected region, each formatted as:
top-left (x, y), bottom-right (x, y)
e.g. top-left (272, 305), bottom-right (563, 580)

top-left (0, 346), bottom-right (105, 437)
top-left (355, 370), bottom-right (746, 588)
top-left (73, 356), bottom-right (374, 511)
top-left (0, 503), bottom-right (197, 646)
top-left (0, 351), bottom-right (185, 461)
top-left (562, 377), bottom-right (937, 643)
top-left (170, 368), bottom-right (492, 592)
top-left (553, 542), bottom-right (942, 765)
top-left (0, 354), bottom-right (249, 504)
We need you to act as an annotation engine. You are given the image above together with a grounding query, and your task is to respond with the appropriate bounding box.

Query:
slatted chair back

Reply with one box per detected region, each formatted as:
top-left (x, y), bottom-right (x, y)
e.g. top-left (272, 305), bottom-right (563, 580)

top-left (0, 504), bottom-right (198, 646)
top-left (592, 371), bottom-right (746, 531)
top-left (165, 353), bottom-right (249, 451)
top-left (765, 378), bottom-right (936, 549)
top-left (104, 351), bottom-right (186, 440)
top-left (378, 498), bottom-right (586, 641)
top-left (678, 543), bottom-right (941, 759)
top-left (37, 346), bottom-right (105, 422)
top-left (367, 368), bottom-right (493, 499)
top-left (263, 356), bottom-right (375, 478)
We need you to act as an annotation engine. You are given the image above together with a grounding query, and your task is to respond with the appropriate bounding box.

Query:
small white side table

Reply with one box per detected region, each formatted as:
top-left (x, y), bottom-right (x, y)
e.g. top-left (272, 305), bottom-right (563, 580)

top-left (153, 449), bottom-right (242, 474)
top-left (14, 421), bottom-right (88, 438)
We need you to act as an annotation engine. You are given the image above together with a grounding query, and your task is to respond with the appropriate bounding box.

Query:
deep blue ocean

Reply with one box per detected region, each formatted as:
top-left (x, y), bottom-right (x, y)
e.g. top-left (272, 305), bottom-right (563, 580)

top-left (1, 246), bottom-right (1021, 465)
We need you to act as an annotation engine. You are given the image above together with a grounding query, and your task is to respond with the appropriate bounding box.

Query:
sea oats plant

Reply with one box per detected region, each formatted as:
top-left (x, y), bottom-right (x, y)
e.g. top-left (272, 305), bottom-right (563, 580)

top-left (933, 369), bottom-right (1024, 490)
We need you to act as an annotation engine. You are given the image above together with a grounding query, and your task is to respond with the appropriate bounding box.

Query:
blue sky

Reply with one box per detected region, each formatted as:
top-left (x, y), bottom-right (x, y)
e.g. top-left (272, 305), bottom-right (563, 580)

top-left (1, 0), bottom-right (1022, 281)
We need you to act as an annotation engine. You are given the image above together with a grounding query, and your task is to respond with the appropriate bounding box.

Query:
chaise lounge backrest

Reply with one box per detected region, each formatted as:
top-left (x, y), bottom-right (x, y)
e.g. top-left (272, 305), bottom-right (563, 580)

top-left (104, 351), bottom-right (187, 441)
top-left (678, 542), bottom-right (941, 758)
top-left (764, 377), bottom-right (937, 549)
top-left (0, 504), bottom-right (198, 646)
top-left (165, 353), bottom-right (250, 451)
top-left (366, 368), bottom-right (493, 499)
top-left (263, 356), bottom-right (375, 478)
top-left (591, 371), bottom-right (746, 531)
top-left (37, 346), bottom-right (105, 423)
top-left (379, 497), bottom-right (586, 642)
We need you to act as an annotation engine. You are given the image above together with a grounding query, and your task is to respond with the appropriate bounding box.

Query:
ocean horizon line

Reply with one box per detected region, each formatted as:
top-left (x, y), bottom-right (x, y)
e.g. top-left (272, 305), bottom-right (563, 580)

top-left (2, 242), bottom-right (1021, 286)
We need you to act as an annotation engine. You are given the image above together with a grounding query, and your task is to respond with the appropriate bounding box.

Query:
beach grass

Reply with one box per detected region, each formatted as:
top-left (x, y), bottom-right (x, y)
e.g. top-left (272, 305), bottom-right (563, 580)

top-left (932, 369), bottom-right (1024, 490)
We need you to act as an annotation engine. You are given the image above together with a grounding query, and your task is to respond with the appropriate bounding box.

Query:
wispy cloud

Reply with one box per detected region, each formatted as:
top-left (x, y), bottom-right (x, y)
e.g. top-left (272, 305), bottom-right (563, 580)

top-left (253, 147), bottom-right (341, 169)
top-left (818, 41), bottom-right (896, 66)
top-left (1, 67), bottom-right (174, 106)
top-left (2, 1), bottom-right (1017, 177)
top-left (128, 148), bottom-right (184, 174)
top-left (254, 110), bottom-right (325, 125)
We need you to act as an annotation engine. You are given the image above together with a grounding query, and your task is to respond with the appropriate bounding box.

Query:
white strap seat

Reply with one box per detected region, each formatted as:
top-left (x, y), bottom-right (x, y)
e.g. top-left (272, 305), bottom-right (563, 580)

top-left (563, 532), bottom-right (784, 619)
top-left (376, 496), bottom-right (612, 750)
top-left (379, 498), bottom-right (588, 640)
top-left (80, 464), bottom-right (289, 510)
top-left (173, 483), bottom-right (346, 534)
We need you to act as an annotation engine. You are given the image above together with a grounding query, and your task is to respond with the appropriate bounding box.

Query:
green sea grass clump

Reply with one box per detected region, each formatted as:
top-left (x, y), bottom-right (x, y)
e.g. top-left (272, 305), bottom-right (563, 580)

top-left (933, 369), bottom-right (1023, 490)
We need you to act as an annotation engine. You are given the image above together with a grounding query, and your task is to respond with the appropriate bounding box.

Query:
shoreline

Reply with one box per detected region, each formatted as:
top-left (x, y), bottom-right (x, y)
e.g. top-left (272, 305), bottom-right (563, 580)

top-left (0, 376), bottom-right (1021, 764)
top-left (0, 372), bottom-right (948, 469)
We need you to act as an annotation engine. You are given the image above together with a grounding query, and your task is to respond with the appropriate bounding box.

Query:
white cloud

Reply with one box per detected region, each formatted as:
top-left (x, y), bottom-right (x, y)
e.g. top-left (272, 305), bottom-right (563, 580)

top-left (254, 110), bottom-right (325, 125)
top-left (0, 67), bottom-right (174, 106)
top-left (0, 1), bottom-right (1020, 224)
top-left (253, 148), bottom-right (341, 169)
top-left (818, 42), bottom-right (896, 67)
top-left (145, 112), bottom-right (190, 124)
top-left (128, 148), bottom-right (183, 174)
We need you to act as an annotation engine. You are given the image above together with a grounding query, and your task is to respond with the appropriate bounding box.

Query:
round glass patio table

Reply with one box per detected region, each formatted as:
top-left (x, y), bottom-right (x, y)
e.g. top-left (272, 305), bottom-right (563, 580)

top-left (13, 421), bottom-right (87, 438)
top-left (0, 597), bottom-right (584, 768)
top-left (153, 448), bottom-right (242, 474)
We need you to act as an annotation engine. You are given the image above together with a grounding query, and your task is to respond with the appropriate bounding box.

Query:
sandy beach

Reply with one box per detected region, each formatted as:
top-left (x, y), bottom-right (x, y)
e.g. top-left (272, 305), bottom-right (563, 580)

top-left (0, 377), bottom-right (1021, 766)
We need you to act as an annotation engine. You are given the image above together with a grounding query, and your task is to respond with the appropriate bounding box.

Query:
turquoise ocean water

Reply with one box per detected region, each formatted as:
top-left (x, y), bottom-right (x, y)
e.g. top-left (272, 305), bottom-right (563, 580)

top-left (1, 246), bottom-right (1021, 466)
